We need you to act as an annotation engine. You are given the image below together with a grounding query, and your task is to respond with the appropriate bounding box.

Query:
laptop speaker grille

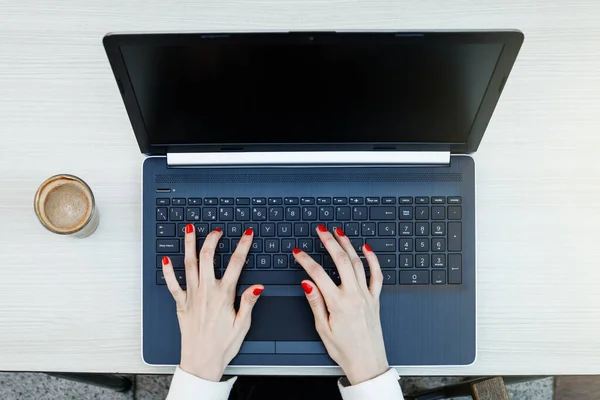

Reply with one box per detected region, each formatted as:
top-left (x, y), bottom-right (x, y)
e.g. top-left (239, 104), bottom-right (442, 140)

top-left (155, 173), bottom-right (462, 184)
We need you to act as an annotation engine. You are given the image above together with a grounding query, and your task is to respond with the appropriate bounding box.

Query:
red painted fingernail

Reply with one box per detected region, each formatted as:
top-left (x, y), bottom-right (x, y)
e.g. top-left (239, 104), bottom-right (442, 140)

top-left (293, 248), bottom-right (301, 254)
top-left (214, 227), bottom-right (222, 233)
top-left (162, 256), bottom-right (169, 265)
top-left (301, 282), bottom-right (313, 294)
top-left (335, 227), bottom-right (345, 237)
top-left (185, 224), bottom-right (194, 234)
top-left (253, 287), bottom-right (264, 296)
top-left (364, 243), bottom-right (372, 252)
top-left (244, 228), bottom-right (253, 236)
top-left (317, 224), bottom-right (327, 232)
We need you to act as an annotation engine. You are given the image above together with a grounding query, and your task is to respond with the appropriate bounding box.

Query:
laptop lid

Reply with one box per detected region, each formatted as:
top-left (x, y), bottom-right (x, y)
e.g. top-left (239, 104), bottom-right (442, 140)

top-left (104, 31), bottom-right (523, 156)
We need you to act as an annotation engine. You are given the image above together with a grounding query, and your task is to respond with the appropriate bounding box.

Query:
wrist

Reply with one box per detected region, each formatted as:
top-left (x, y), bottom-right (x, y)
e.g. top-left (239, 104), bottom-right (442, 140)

top-left (180, 356), bottom-right (225, 382)
top-left (344, 362), bottom-right (389, 386)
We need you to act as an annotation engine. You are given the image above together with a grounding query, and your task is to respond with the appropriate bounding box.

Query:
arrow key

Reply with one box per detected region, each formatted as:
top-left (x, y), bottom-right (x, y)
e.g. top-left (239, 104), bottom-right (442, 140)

top-left (381, 269), bottom-right (396, 285)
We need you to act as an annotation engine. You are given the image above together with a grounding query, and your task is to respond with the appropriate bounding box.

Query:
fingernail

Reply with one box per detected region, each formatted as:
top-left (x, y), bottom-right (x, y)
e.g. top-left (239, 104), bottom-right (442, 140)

top-left (214, 227), bottom-right (222, 233)
top-left (253, 287), bottom-right (264, 296)
top-left (335, 227), bottom-right (345, 237)
top-left (185, 224), bottom-right (194, 234)
top-left (244, 228), bottom-right (253, 236)
top-left (364, 243), bottom-right (372, 252)
top-left (301, 282), bottom-right (313, 294)
top-left (162, 256), bottom-right (169, 265)
top-left (317, 224), bottom-right (327, 232)
top-left (293, 248), bottom-right (301, 254)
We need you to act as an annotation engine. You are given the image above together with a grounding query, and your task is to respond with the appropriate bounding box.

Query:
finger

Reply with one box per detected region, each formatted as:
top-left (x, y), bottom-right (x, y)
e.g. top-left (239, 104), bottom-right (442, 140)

top-left (198, 228), bottom-right (222, 283)
top-left (183, 223), bottom-right (199, 288)
top-left (333, 227), bottom-right (367, 287)
top-left (235, 284), bottom-right (264, 331)
top-left (316, 224), bottom-right (356, 286)
top-left (301, 280), bottom-right (331, 336)
top-left (292, 248), bottom-right (338, 299)
top-left (363, 244), bottom-right (383, 297)
top-left (161, 256), bottom-right (186, 304)
top-left (222, 227), bottom-right (254, 287)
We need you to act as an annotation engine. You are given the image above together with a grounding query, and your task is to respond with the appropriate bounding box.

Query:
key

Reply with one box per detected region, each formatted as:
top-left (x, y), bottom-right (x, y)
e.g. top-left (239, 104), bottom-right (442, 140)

top-left (156, 223), bottom-right (175, 237)
top-left (194, 223), bottom-right (209, 237)
top-left (237, 198), bottom-right (250, 205)
top-left (256, 255), bottom-right (271, 269)
top-left (448, 206), bottom-right (462, 220)
top-left (281, 239), bottom-right (296, 252)
top-left (298, 239), bottom-right (313, 252)
top-left (399, 238), bottom-right (413, 252)
top-left (244, 255), bottom-right (255, 269)
top-left (264, 239), bottom-right (279, 253)
top-left (172, 198), bottom-right (186, 205)
top-left (448, 222), bottom-right (462, 251)
top-left (382, 197), bottom-right (396, 204)
top-left (156, 271), bottom-right (167, 285)
top-left (169, 207), bottom-right (184, 221)
top-left (416, 239), bottom-right (429, 252)
top-left (311, 254), bottom-right (322, 265)
top-left (236, 207), bottom-right (250, 221)
top-left (302, 206), bottom-right (317, 221)
top-left (415, 206), bottom-right (429, 220)
top-left (335, 206), bottom-right (351, 220)
top-left (220, 198), bottom-right (234, 205)
top-left (365, 238), bottom-right (396, 252)
top-left (432, 254), bottom-right (446, 267)
top-left (213, 254), bottom-right (222, 269)
top-left (447, 196), bottom-right (462, 204)
top-left (273, 255), bottom-right (288, 268)
top-left (377, 254), bottom-right (396, 268)
top-left (157, 198), bottom-right (170, 205)
top-left (349, 238), bottom-right (364, 252)
top-left (252, 198), bottom-right (266, 205)
top-left (244, 223), bottom-right (259, 236)
top-left (330, 269), bottom-right (341, 285)
top-left (261, 223), bottom-right (276, 237)
top-left (294, 223), bottom-right (310, 237)
top-left (204, 198), bottom-right (218, 205)
top-left (286, 207), bottom-right (300, 221)
top-left (381, 270), bottom-right (396, 285)
top-left (188, 198), bottom-right (202, 205)
top-left (399, 254), bottom-right (413, 268)
top-left (202, 207), bottom-right (217, 221)
top-left (416, 222), bottom-right (429, 236)
top-left (269, 207), bottom-right (284, 221)
top-left (378, 222), bottom-right (396, 236)
top-left (432, 238), bottom-right (446, 252)
top-left (219, 207), bottom-right (234, 221)
top-left (317, 197), bottom-right (331, 205)
top-left (399, 197), bottom-right (413, 204)
top-left (277, 222), bottom-right (292, 237)
top-left (186, 208), bottom-right (200, 221)
top-left (156, 255), bottom-right (184, 269)
top-left (250, 239), bottom-right (263, 253)
top-left (300, 197), bottom-right (315, 205)
top-left (361, 222), bottom-right (376, 236)
top-left (349, 197), bottom-right (364, 205)
top-left (344, 222), bottom-right (359, 236)
top-left (370, 206), bottom-right (396, 220)
top-left (327, 222), bottom-right (343, 235)
top-left (431, 197), bottom-right (445, 204)
top-left (157, 239), bottom-right (179, 253)
top-left (352, 206), bottom-right (368, 220)
top-left (416, 254), bottom-right (429, 268)
top-left (322, 255), bottom-right (334, 268)
top-left (432, 222), bottom-right (445, 236)
top-left (399, 222), bottom-right (413, 236)
top-left (399, 207), bottom-right (413, 220)
top-left (432, 270), bottom-right (446, 285)
top-left (284, 197), bottom-right (299, 205)
top-left (431, 206), bottom-right (445, 220)
top-left (227, 223), bottom-right (242, 237)
top-left (333, 197), bottom-right (347, 205)
top-left (231, 239), bottom-right (240, 250)
top-left (319, 206), bottom-right (334, 220)
top-left (448, 254), bottom-right (462, 284)
top-left (216, 239), bottom-right (230, 253)
top-left (210, 223), bottom-right (225, 233)
top-left (399, 270), bottom-right (430, 285)
top-left (416, 197), bottom-right (429, 204)
top-left (253, 207), bottom-right (267, 221)
top-left (268, 197), bottom-right (283, 205)
top-left (366, 197), bottom-right (380, 204)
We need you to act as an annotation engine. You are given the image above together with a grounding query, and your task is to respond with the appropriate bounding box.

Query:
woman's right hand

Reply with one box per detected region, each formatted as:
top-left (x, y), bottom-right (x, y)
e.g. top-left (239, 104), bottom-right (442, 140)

top-left (292, 224), bottom-right (390, 385)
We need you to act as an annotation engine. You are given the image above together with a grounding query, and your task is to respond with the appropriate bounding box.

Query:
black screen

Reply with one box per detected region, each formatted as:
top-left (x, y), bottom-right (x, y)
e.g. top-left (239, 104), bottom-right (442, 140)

top-left (120, 38), bottom-right (503, 146)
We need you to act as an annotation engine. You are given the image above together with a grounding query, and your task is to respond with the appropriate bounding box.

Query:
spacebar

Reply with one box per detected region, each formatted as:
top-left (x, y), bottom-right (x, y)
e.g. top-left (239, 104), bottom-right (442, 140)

top-left (238, 271), bottom-right (310, 285)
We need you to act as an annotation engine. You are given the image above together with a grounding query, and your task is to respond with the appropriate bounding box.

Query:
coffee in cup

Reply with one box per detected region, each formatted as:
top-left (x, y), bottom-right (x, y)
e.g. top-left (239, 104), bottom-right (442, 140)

top-left (34, 174), bottom-right (99, 237)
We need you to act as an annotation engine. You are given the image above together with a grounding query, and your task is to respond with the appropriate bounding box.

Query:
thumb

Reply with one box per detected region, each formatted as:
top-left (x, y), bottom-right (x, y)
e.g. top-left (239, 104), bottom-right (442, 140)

top-left (235, 284), bottom-right (264, 329)
top-left (301, 280), bottom-right (329, 334)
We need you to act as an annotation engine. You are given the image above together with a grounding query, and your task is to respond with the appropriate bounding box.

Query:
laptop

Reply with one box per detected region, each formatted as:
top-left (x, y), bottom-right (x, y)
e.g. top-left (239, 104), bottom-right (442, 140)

top-left (103, 30), bottom-right (523, 366)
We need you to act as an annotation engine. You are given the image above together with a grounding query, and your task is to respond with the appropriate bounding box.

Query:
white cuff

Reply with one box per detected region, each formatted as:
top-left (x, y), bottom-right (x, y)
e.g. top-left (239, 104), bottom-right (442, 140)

top-left (166, 367), bottom-right (237, 400)
top-left (338, 368), bottom-right (404, 400)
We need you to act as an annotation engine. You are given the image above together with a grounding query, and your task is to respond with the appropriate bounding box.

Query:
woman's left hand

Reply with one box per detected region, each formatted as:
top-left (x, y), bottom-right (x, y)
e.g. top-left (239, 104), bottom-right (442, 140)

top-left (161, 225), bottom-right (263, 382)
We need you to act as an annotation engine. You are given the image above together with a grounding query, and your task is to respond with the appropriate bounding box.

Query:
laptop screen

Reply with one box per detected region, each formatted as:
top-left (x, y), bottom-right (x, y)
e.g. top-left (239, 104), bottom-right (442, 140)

top-left (108, 32), bottom-right (522, 151)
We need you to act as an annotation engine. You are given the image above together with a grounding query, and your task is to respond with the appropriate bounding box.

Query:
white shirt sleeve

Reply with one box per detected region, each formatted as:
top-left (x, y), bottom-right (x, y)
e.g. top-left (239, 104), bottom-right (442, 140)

top-left (337, 368), bottom-right (404, 400)
top-left (166, 367), bottom-right (237, 400)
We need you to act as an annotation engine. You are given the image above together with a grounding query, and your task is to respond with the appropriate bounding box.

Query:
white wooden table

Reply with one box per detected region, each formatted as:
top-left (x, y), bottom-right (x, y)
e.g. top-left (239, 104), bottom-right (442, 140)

top-left (1, 0), bottom-right (600, 376)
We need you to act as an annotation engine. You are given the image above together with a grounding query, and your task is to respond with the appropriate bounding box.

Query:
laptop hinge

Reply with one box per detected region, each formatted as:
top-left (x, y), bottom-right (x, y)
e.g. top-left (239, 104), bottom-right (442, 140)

top-left (167, 151), bottom-right (450, 167)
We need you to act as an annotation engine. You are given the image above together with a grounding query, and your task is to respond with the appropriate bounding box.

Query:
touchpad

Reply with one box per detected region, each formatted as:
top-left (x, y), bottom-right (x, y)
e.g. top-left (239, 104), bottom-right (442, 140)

top-left (240, 296), bottom-right (320, 341)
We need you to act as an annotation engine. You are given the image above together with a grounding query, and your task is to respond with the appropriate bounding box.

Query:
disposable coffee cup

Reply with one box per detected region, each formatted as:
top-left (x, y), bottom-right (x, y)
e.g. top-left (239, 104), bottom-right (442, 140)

top-left (34, 174), bottom-right (99, 238)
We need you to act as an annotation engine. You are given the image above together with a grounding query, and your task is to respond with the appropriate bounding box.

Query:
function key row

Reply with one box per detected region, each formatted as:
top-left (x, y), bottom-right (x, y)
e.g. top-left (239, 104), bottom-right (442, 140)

top-left (157, 196), bottom-right (462, 206)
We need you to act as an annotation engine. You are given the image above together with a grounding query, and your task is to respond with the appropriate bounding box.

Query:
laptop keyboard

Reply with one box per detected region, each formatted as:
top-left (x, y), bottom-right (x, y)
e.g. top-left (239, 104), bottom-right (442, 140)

top-left (155, 196), bottom-right (462, 287)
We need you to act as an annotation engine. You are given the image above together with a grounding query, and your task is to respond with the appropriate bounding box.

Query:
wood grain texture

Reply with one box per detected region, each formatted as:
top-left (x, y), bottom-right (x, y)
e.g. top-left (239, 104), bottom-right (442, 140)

top-left (554, 376), bottom-right (600, 400)
top-left (1, 0), bottom-right (600, 375)
top-left (471, 377), bottom-right (509, 400)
